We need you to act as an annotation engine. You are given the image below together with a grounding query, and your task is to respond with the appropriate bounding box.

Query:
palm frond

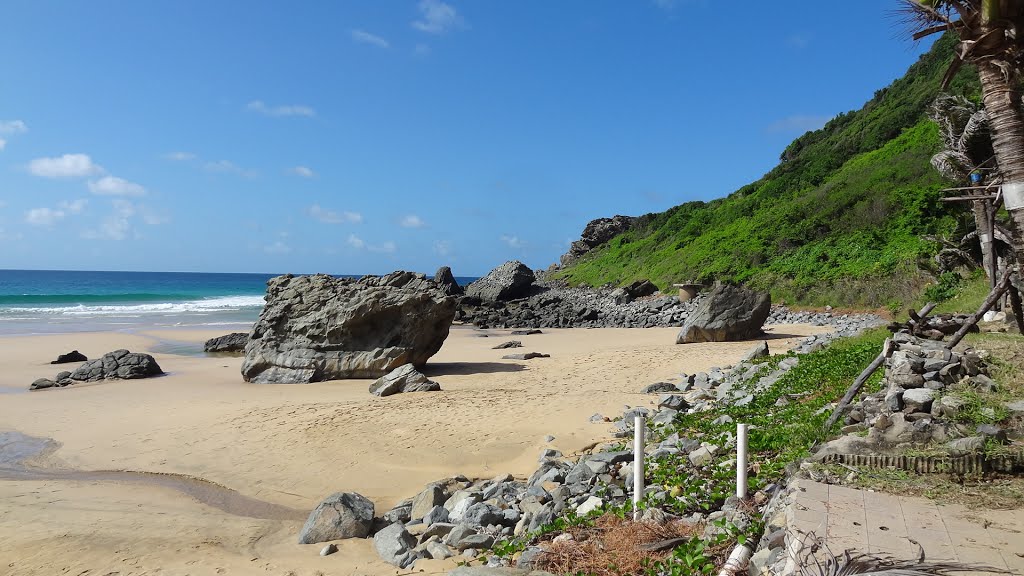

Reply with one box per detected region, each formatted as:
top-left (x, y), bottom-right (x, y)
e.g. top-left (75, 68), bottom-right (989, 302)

top-left (795, 532), bottom-right (1011, 575)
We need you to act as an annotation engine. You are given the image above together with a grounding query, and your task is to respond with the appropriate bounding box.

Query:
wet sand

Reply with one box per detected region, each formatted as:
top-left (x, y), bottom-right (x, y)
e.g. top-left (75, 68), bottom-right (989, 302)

top-left (0, 324), bottom-right (827, 576)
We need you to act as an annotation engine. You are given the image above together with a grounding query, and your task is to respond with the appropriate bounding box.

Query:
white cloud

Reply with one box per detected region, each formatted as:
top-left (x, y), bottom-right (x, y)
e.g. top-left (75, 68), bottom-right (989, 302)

top-left (400, 214), bottom-right (426, 228)
top-left (0, 138), bottom-right (5, 151)
top-left (369, 241), bottom-right (397, 254)
top-left (264, 241), bottom-right (291, 254)
top-left (414, 43), bottom-right (432, 56)
top-left (309, 204), bottom-right (362, 224)
top-left (28, 154), bottom-right (104, 179)
top-left (291, 165), bottom-right (316, 178)
top-left (433, 240), bottom-right (452, 256)
top-left (88, 175), bottom-right (147, 197)
top-left (501, 234), bottom-right (526, 249)
top-left (0, 227), bottom-right (23, 241)
top-left (25, 207), bottom-right (65, 226)
top-left (0, 120), bottom-right (27, 134)
top-left (163, 151), bottom-right (196, 161)
top-left (346, 234), bottom-right (395, 253)
top-left (351, 29), bottom-right (390, 48)
top-left (81, 200), bottom-right (137, 241)
top-left (412, 0), bottom-right (462, 34)
top-left (205, 160), bottom-right (257, 178)
top-left (766, 114), bottom-right (832, 134)
top-left (347, 234), bottom-right (366, 249)
top-left (57, 198), bottom-right (88, 214)
top-left (247, 100), bottom-right (316, 118)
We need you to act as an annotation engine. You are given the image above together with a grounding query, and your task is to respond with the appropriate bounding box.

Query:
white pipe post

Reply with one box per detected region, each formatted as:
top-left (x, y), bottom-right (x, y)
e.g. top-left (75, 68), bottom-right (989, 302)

top-left (736, 423), bottom-right (748, 500)
top-left (632, 414), bottom-right (645, 521)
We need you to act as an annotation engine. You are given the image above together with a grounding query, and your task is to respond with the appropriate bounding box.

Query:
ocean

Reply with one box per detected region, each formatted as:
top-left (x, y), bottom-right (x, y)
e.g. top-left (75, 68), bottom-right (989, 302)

top-left (0, 270), bottom-right (477, 336)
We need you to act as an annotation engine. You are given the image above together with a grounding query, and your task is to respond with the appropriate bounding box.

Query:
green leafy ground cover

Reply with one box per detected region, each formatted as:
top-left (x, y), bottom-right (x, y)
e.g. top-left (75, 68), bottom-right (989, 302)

top-left (557, 35), bottom-right (982, 308)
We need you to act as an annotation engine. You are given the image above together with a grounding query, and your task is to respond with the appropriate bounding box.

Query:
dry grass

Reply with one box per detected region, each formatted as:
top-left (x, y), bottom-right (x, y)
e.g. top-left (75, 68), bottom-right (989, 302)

top-left (534, 514), bottom-right (709, 576)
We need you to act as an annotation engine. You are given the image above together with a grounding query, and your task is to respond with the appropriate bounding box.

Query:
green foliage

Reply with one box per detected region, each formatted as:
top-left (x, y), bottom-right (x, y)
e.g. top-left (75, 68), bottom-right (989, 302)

top-left (923, 271), bottom-right (964, 302)
top-left (557, 34), bottom-right (983, 307)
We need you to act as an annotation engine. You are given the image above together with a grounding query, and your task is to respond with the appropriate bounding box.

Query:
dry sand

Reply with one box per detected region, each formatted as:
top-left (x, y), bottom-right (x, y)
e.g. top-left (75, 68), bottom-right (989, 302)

top-left (0, 324), bottom-right (827, 576)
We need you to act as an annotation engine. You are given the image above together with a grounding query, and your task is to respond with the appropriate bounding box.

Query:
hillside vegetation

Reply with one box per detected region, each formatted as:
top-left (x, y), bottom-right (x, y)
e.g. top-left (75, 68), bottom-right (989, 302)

top-left (557, 35), bottom-right (982, 308)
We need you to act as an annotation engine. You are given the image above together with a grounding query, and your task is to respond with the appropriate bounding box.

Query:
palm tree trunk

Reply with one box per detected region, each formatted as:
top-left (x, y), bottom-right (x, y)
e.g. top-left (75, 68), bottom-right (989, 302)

top-left (978, 63), bottom-right (1024, 263)
top-left (972, 199), bottom-right (997, 287)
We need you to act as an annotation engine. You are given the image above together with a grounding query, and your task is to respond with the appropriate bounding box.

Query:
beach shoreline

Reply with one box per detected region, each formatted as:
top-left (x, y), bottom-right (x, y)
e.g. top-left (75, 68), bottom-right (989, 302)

top-left (0, 323), bottom-right (829, 575)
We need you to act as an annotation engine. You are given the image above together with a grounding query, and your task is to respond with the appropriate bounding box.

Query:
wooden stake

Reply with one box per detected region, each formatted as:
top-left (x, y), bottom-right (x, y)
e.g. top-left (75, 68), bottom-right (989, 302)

top-left (946, 268), bottom-right (1014, 349)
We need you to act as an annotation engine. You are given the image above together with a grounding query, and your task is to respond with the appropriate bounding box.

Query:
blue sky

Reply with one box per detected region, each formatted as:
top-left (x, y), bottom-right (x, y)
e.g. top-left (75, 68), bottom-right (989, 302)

top-left (0, 1), bottom-right (937, 276)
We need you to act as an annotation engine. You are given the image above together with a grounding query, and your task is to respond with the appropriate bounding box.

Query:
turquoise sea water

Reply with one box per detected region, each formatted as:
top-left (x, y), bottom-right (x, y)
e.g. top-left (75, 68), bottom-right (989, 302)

top-left (0, 270), bottom-right (475, 335)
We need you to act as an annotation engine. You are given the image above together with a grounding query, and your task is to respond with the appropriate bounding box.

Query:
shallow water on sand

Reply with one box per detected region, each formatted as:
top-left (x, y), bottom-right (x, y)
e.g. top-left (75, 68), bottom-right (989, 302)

top-left (0, 430), bottom-right (305, 521)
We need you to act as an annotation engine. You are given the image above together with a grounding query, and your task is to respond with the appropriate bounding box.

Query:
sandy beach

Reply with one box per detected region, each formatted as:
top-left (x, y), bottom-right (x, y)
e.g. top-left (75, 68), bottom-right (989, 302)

top-left (0, 324), bottom-right (827, 576)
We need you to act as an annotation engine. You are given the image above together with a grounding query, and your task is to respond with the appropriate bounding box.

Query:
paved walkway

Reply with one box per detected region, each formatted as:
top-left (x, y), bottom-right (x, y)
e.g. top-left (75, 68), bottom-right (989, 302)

top-left (789, 480), bottom-right (1024, 574)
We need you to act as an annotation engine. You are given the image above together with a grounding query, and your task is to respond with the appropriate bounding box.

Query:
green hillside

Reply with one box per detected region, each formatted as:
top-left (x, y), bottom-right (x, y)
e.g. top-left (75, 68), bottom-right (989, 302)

top-left (557, 35), bottom-right (982, 308)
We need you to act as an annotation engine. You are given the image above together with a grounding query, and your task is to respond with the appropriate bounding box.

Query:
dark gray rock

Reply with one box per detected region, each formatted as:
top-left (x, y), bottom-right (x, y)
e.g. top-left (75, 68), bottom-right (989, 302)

top-left (902, 388), bottom-right (936, 413)
top-left (511, 329), bottom-right (543, 336)
top-left (463, 502), bottom-right (503, 528)
top-left (70, 349), bottom-right (163, 382)
top-left (434, 266), bottom-right (464, 296)
top-left (411, 484), bottom-right (447, 520)
top-left (741, 341), bottom-right (769, 362)
top-left (466, 261), bottom-right (536, 302)
top-left (369, 364), bottom-right (441, 397)
top-left (241, 272), bottom-right (456, 383)
top-left (502, 352), bottom-right (550, 360)
top-left (641, 382), bottom-right (678, 394)
top-left (29, 378), bottom-right (57, 390)
top-left (676, 284), bottom-right (771, 343)
top-left (373, 522), bottom-right (419, 568)
top-left (560, 215), bottom-right (637, 266)
top-left (51, 350), bottom-right (87, 364)
top-left (298, 492), bottom-right (374, 544)
top-left (492, 341), bottom-right (523, 350)
top-left (203, 332), bottom-right (248, 353)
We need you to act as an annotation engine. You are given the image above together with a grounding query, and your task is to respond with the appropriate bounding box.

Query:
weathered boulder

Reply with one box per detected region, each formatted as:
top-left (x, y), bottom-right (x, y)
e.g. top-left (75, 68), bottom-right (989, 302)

top-left (676, 284), bottom-right (770, 344)
top-left (369, 364), bottom-right (442, 397)
top-left (203, 332), bottom-right (248, 353)
top-left (434, 266), bottom-right (464, 297)
top-left (29, 378), bottom-right (57, 390)
top-left (624, 279), bottom-right (658, 299)
top-left (241, 272), bottom-right (456, 383)
top-left (70, 350), bottom-right (163, 382)
top-left (560, 215), bottom-right (637, 266)
top-left (51, 350), bottom-right (87, 364)
top-left (373, 522), bottom-right (419, 568)
top-left (466, 261), bottom-right (536, 302)
top-left (298, 492), bottom-right (374, 544)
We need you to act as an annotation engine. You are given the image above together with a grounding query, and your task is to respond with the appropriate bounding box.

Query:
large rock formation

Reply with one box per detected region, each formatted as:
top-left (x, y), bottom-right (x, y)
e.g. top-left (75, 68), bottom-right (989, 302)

top-left (560, 215), bottom-right (637, 266)
top-left (71, 349), bottom-right (164, 381)
top-left (676, 284), bottom-right (770, 343)
top-left (298, 492), bottom-right (375, 544)
top-left (433, 266), bottom-right (464, 296)
top-left (466, 261), bottom-right (536, 302)
top-left (369, 364), bottom-right (441, 397)
top-left (241, 272), bottom-right (457, 383)
top-left (203, 332), bottom-right (248, 353)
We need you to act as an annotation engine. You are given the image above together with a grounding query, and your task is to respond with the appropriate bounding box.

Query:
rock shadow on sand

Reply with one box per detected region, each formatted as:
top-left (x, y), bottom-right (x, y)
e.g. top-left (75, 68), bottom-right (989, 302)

top-left (422, 362), bottom-right (526, 376)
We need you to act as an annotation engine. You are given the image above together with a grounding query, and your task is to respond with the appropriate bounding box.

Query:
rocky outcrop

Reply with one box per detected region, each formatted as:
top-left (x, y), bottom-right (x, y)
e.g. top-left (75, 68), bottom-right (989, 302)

top-left (241, 272), bottom-right (456, 383)
top-left (560, 215), bottom-right (637, 266)
top-left (31, 351), bottom-right (163, 390)
top-left (369, 364), bottom-right (441, 397)
top-left (434, 266), bottom-right (464, 297)
top-left (51, 350), bottom-right (87, 364)
top-left (298, 492), bottom-right (374, 544)
top-left (466, 261), bottom-right (536, 302)
top-left (203, 333), bottom-right (248, 353)
top-left (71, 350), bottom-right (164, 381)
top-left (676, 284), bottom-right (771, 343)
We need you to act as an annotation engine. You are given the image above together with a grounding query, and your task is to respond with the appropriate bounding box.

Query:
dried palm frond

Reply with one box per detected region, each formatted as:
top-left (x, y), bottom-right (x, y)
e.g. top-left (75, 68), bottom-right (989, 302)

top-left (795, 532), bottom-right (1010, 576)
top-left (927, 94), bottom-right (992, 181)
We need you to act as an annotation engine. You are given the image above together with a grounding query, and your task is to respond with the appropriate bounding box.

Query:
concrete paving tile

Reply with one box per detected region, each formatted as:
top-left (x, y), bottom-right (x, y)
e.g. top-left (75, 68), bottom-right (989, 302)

top-left (792, 517), bottom-right (828, 537)
top-left (957, 544), bottom-right (1010, 569)
top-left (906, 527), bottom-right (954, 546)
top-left (1000, 550), bottom-right (1024, 575)
top-left (794, 506), bottom-right (827, 525)
top-left (797, 497), bottom-right (827, 512)
top-left (828, 515), bottom-right (869, 540)
top-left (798, 480), bottom-right (829, 499)
top-left (863, 490), bottom-right (903, 512)
top-left (827, 484), bottom-right (864, 504)
top-left (904, 515), bottom-right (948, 533)
top-left (868, 542), bottom-right (924, 561)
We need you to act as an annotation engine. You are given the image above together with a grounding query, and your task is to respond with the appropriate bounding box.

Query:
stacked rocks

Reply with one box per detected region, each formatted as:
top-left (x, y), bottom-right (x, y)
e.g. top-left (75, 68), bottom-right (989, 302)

top-left (30, 349), bottom-right (163, 390)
